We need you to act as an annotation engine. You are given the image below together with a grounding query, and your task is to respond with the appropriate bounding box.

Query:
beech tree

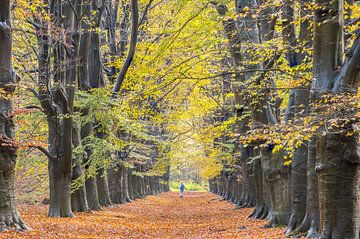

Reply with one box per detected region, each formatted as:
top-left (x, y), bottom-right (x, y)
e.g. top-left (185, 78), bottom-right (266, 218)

top-left (0, 0), bottom-right (27, 231)
top-left (2, 0), bottom-right (359, 238)
top-left (312, 0), bottom-right (359, 237)
top-left (210, 0), bottom-right (359, 238)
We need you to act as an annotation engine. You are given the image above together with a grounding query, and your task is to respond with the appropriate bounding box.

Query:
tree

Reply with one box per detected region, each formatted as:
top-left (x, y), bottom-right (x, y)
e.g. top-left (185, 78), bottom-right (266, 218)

top-left (210, 0), bottom-right (360, 238)
top-left (312, 0), bottom-right (360, 237)
top-left (0, 0), bottom-right (27, 231)
top-left (35, 0), bottom-right (79, 217)
top-left (282, 0), bottom-right (312, 235)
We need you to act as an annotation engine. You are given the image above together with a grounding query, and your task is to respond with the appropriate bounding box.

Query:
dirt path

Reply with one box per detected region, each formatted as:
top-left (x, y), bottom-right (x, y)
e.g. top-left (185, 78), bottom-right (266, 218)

top-left (1, 192), bottom-right (290, 239)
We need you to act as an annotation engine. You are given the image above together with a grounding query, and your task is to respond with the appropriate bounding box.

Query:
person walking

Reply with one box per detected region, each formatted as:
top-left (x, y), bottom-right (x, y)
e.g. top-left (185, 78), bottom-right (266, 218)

top-left (179, 182), bottom-right (185, 198)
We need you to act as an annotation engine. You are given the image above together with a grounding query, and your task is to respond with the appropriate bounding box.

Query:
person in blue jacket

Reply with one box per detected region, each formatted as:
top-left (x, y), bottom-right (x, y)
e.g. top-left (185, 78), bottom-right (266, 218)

top-left (179, 182), bottom-right (185, 198)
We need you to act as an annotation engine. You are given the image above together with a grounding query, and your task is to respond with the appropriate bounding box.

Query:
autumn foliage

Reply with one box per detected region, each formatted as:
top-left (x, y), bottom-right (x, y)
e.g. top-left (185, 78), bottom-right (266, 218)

top-left (0, 0), bottom-right (358, 237)
top-left (0, 192), bottom-right (307, 239)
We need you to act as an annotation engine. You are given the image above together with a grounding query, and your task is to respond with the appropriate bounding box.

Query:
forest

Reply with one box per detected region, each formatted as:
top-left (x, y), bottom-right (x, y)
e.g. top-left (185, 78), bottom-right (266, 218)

top-left (0, 0), bottom-right (359, 238)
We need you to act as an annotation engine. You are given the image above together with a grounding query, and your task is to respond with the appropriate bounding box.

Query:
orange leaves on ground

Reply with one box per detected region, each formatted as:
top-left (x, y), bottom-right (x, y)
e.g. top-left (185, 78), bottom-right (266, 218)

top-left (0, 193), bottom-right (306, 239)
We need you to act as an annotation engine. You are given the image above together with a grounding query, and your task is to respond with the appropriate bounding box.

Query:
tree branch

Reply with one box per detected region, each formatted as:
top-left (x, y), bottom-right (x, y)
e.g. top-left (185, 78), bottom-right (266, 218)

top-left (29, 145), bottom-right (56, 160)
top-left (112, 0), bottom-right (139, 94)
top-left (53, 85), bottom-right (70, 114)
top-left (333, 35), bottom-right (360, 93)
top-left (139, 0), bottom-right (155, 26)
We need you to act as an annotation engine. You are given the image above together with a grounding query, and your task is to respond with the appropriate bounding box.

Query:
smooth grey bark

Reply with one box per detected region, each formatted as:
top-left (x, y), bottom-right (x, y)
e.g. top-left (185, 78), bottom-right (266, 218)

top-left (265, 151), bottom-right (291, 226)
top-left (149, 177), bottom-right (155, 195)
top-left (108, 167), bottom-right (124, 204)
top-left (121, 166), bottom-right (131, 202)
top-left (47, 108), bottom-right (74, 217)
top-left (257, 0), bottom-right (276, 43)
top-left (88, 2), bottom-right (105, 89)
top-left (85, 176), bottom-right (101, 210)
top-left (209, 178), bottom-right (216, 193)
top-left (232, 177), bottom-right (242, 204)
top-left (96, 169), bottom-right (112, 206)
top-left (71, 126), bottom-right (89, 212)
top-left (286, 144), bottom-right (308, 233)
top-left (78, 0), bottom-right (91, 91)
top-left (106, 0), bottom-right (120, 82)
top-left (312, 0), bottom-right (360, 238)
top-left (87, 1), bottom-right (112, 208)
top-left (131, 174), bottom-right (139, 198)
top-left (299, 137), bottom-right (320, 238)
top-left (81, 123), bottom-right (101, 211)
top-left (0, 1), bottom-right (28, 230)
top-left (161, 165), bottom-right (170, 192)
top-left (212, 2), bottom-right (255, 209)
top-left (79, 33), bottom-right (90, 90)
top-left (250, 150), bottom-right (267, 219)
top-left (133, 171), bottom-right (145, 198)
top-left (75, 1), bottom-right (108, 211)
top-left (236, 0), bottom-right (290, 227)
top-left (45, 0), bottom-right (75, 218)
top-left (213, 1), bottom-right (291, 227)
top-left (259, 154), bottom-right (271, 220)
top-left (136, 174), bottom-right (143, 196)
top-left (155, 176), bottom-right (161, 194)
top-left (238, 148), bottom-right (256, 208)
top-left (144, 176), bottom-right (150, 195)
top-left (127, 170), bottom-right (135, 200)
top-left (282, 0), bottom-right (312, 234)
top-left (228, 175), bottom-right (235, 202)
top-left (140, 174), bottom-right (146, 197)
top-left (62, 0), bottom-right (91, 213)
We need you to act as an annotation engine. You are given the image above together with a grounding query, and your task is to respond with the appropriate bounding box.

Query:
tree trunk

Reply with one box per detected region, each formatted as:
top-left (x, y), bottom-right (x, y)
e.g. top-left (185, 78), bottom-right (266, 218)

top-left (293, 137), bottom-right (320, 238)
top-left (282, 0), bottom-right (312, 233)
top-left (250, 150), bottom-right (268, 219)
top-left (85, 176), bottom-right (101, 210)
top-left (64, 0), bottom-right (90, 213)
top-left (128, 170), bottom-right (134, 200)
top-left (237, 148), bottom-right (256, 208)
top-left (71, 126), bottom-right (89, 212)
top-left (133, 175), bottom-right (140, 198)
top-left (121, 165), bottom-right (131, 202)
top-left (46, 0), bottom-right (77, 218)
top-left (96, 169), bottom-right (112, 206)
top-left (240, 0), bottom-right (289, 227)
top-left (286, 144), bottom-right (308, 233)
top-left (48, 116), bottom-right (74, 217)
top-left (312, 0), bottom-right (360, 237)
top-left (0, 155), bottom-right (27, 231)
top-left (87, 3), bottom-right (112, 208)
top-left (317, 133), bottom-right (360, 239)
top-left (78, 0), bottom-right (91, 90)
top-left (262, 150), bottom-right (291, 227)
top-left (71, 161), bottom-right (89, 212)
top-left (0, 0), bottom-right (28, 231)
top-left (108, 167), bottom-right (123, 204)
top-left (81, 123), bottom-right (101, 211)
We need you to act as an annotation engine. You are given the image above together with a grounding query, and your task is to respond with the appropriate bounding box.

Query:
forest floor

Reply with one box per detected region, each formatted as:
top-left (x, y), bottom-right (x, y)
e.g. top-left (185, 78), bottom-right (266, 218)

top-left (1, 192), bottom-right (295, 239)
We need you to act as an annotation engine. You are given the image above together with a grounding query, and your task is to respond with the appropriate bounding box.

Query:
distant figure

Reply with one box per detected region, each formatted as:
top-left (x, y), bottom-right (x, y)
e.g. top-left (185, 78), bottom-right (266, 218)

top-left (179, 182), bottom-right (185, 198)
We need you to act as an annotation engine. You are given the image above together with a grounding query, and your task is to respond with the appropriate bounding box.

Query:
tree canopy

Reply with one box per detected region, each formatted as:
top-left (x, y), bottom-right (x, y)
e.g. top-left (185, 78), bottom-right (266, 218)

top-left (0, 0), bottom-right (359, 238)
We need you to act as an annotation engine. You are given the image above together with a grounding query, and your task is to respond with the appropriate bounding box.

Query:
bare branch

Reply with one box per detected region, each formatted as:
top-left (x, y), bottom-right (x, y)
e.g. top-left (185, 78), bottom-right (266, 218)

top-left (112, 0), bottom-right (139, 93)
top-left (29, 145), bottom-right (56, 160)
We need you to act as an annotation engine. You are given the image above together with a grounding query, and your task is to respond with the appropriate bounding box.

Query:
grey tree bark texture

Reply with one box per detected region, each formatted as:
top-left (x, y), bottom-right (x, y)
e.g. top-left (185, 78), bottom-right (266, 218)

top-left (210, 1), bottom-right (360, 238)
top-left (312, 0), bottom-right (360, 238)
top-left (282, 0), bottom-right (312, 235)
top-left (41, 0), bottom-right (75, 218)
top-left (0, 0), bottom-right (28, 231)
